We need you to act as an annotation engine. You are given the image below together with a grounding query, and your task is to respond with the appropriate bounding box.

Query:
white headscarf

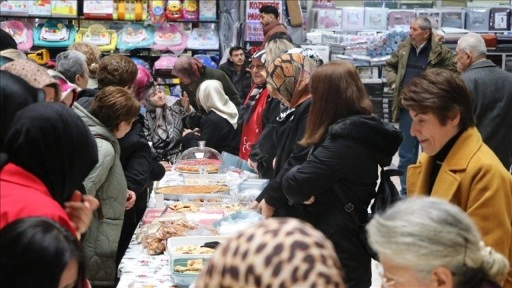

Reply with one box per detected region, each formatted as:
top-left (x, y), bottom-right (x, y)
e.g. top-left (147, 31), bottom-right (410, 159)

top-left (197, 80), bottom-right (239, 129)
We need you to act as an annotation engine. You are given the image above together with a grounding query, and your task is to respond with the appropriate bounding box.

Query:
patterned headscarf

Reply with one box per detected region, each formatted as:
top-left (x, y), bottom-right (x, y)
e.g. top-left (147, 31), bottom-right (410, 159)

top-left (266, 53), bottom-right (317, 108)
top-left (195, 218), bottom-right (345, 288)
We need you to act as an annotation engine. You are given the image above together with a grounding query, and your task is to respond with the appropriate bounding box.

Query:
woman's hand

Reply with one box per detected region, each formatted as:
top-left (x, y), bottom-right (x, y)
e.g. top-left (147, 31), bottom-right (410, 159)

top-left (248, 200), bottom-right (259, 210)
top-left (64, 190), bottom-right (100, 236)
top-left (258, 199), bottom-right (275, 219)
top-left (181, 92), bottom-right (191, 112)
top-left (125, 190), bottom-right (136, 210)
top-left (247, 159), bottom-right (259, 173)
top-left (159, 161), bottom-right (172, 171)
top-left (303, 195), bottom-right (316, 205)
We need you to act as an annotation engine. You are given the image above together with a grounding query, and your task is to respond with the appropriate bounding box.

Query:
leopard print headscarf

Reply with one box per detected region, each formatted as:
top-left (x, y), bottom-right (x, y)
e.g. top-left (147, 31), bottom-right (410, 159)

top-left (266, 53), bottom-right (318, 108)
top-left (195, 218), bottom-right (345, 288)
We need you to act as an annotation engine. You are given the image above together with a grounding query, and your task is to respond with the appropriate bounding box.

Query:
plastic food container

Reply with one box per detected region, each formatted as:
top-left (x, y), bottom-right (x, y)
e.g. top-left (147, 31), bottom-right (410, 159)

top-left (176, 141), bottom-right (222, 174)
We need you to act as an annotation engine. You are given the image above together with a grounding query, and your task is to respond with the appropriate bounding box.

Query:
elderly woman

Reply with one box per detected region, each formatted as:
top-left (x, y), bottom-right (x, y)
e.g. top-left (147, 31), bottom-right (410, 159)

top-left (173, 55), bottom-right (241, 111)
top-left (143, 84), bottom-right (188, 163)
top-left (195, 218), bottom-right (345, 288)
top-left (281, 61), bottom-right (402, 288)
top-left (255, 53), bottom-right (319, 218)
top-left (402, 68), bottom-right (512, 288)
top-left (53, 50), bottom-right (89, 90)
top-left (181, 79), bottom-right (239, 155)
top-left (367, 197), bottom-right (510, 288)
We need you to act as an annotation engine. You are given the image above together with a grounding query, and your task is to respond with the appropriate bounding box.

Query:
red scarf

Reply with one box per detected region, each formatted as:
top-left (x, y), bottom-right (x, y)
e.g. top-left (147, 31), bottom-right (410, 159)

top-left (239, 86), bottom-right (270, 160)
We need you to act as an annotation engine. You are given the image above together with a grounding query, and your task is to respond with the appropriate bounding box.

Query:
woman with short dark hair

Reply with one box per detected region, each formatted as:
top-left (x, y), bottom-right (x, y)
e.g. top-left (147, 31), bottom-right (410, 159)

top-left (401, 68), bottom-right (512, 287)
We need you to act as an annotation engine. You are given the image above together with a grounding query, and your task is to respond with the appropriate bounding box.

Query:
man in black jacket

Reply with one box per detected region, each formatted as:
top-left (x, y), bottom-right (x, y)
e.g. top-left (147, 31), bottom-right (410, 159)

top-left (219, 46), bottom-right (252, 102)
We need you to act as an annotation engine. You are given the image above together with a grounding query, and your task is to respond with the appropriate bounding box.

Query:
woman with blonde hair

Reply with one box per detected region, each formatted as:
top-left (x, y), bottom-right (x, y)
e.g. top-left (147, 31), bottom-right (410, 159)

top-left (69, 42), bottom-right (101, 89)
top-left (282, 61), bottom-right (402, 287)
top-left (367, 197), bottom-right (510, 288)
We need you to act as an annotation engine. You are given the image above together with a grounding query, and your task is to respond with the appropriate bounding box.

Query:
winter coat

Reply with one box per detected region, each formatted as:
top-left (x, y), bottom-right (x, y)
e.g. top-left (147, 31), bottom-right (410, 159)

top-left (144, 104), bottom-right (186, 163)
top-left (179, 67), bottom-right (241, 111)
top-left (283, 115), bottom-right (402, 288)
top-left (181, 111), bottom-right (240, 155)
top-left (384, 36), bottom-right (456, 122)
top-left (74, 103), bottom-right (127, 286)
top-left (248, 97), bottom-right (282, 179)
top-left (219, 61), bottom-right (252, 103)
top-left (461, 59), bottom-right (512, 169)
top-left (256, 99), bottom-right (311, 216)
top-left (407, 127), bottom-right (512, 288)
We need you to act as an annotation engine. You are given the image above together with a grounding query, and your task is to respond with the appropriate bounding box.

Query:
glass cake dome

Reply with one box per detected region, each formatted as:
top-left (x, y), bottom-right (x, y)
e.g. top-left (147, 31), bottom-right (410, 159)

top-left (176, 141), bottom-right (222, 174)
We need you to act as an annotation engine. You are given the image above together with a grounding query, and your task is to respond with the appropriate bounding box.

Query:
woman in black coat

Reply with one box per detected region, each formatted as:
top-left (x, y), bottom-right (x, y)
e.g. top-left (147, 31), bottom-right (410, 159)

top-left (181, 80), bottom-right (239, 155)
top-left (282, 61), bottom-right (402, 288)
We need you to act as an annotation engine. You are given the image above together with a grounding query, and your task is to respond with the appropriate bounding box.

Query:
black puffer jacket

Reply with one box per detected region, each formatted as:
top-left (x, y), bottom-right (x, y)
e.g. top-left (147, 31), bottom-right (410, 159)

top-left (282, 115), bottom-right (402, 288)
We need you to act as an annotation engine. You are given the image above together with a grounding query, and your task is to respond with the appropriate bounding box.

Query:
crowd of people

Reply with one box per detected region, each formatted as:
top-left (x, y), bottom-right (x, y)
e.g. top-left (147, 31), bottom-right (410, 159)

top-left (1, 4), bottom-right (511, 287)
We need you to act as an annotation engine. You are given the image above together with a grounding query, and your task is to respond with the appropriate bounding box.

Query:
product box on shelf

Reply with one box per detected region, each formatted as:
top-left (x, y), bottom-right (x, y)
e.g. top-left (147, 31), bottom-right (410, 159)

top-left (441, 8), bottom-right (465, 29)
top-left (416, 8), bottom-right (441, 29)
top-left (364, 8), bottom-right (389, 30)
top-left (83, 0), bottom-right (114, 20)
top-left (489, 7), bottom-right (511, 31)
top-left (341, 7), bottom-right (365, 31)
top-left (51, 0), bottom-right (77, 18)
top-left (28, 0), bottom-right (51, 17)
top-left (387, 10), bottom-right (416, 28)
top-left (0, 0), bottom-right (29, 16)
top-left (199, 0), bottom-right (216, 21)
top-left (466, 8), bottom-right (490, 31)
top-left (313, 8), bottom-right (343, 31)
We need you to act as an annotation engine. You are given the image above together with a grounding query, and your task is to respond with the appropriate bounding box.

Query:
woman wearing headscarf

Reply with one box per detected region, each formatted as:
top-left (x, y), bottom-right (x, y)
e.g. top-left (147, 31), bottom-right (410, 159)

top-left (143, 84), bottom-right (188, 163)
top-left (195, 218), bottom-right (345, 288)
top-left (181, 79), bottom-right (240, 155)
top-left (0, 103), bottom-right (99, 237)
top-left (173, 55), bottom-right (241, 110)
top-left (254, 53), bottom-right (319, 218)
top-left (0, 71), bottom-right (45, 149)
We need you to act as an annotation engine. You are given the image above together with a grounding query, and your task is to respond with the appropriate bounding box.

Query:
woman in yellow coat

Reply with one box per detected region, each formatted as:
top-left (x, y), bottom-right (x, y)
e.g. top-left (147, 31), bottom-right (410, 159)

top-left (401, 68), bottom-right (512, 288)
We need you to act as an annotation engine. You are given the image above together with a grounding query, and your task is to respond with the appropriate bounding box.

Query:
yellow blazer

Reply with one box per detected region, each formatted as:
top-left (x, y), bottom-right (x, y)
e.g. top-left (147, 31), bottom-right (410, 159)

top-left (408, 127), bottom-right (512, 288)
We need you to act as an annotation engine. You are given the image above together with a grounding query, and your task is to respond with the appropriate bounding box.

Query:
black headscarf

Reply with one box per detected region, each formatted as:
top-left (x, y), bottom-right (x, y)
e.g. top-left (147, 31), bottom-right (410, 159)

top-left (0, 29), bottom-right (17, 51)
top-left (2, 103), bottom-right (99, 205)
top-left (0, 71), bottom-right (46, 148)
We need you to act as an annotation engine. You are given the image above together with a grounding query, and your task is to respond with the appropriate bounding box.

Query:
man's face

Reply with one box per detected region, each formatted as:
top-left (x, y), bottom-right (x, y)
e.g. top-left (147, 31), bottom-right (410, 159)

top-left (260, 13), bottom-right (275, 27)
top-left (455, 47), bottom-right (471, 73)
top-left (409, 22), bottom-right (430, 47)
top-left (229, 49), bottom-right (245, 67)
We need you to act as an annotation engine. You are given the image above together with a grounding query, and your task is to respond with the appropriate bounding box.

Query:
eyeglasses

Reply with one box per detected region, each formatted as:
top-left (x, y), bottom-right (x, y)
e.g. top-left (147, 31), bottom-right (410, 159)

top-left (249, 64), bottom-right (265, 72)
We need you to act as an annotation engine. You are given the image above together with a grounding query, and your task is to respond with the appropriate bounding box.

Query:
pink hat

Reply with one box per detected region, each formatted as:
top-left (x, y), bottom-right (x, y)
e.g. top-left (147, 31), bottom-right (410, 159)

top-left (133, 65), bottom-right (154, 102)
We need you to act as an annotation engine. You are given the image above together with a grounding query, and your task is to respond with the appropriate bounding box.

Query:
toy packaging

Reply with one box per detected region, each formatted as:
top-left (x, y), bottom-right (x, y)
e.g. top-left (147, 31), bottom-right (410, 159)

top-left (166, 0), bottom-right (183, 21)
top-left (51, 0), bottom-right (77, 18)
top-left (364, 8), bottom-right (389, 30)
top-left (83, 0), bottom-right (114, 20)
top-left (186, 28), bottom-right (219, 50)
top-left (466, 8), bottom-right (490, 32)
top-left (113, 0), bottom-right (147, 21)
top-left (149, 0), bottom-right (166, 23)
top-left (341, 7), bottom-right (365, 31)
top-left (1, 20), bottom-right (33, 51)
top-left (75, 24), bottom-right (117, 52)
top-left (33, 19), bottom-right (76, 48)
top-left (0, 0), bottom-right (29, 16)
top-left (153, 22), bottom-right (187, 53)
top-left (313, 8), bottom-right (342, 31)
top-left (116, 23), bottom-right (154, 51)
top-left (182, 0), bottom-right (198, 21)
top-left (199, 0), bottom-right (216, 21)
top-left (28, 0), bottom-right (52, 17)
top-left (194, 54), bottom-right (217, 68)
